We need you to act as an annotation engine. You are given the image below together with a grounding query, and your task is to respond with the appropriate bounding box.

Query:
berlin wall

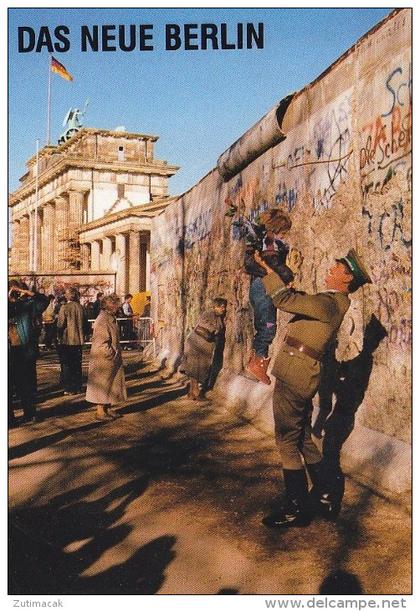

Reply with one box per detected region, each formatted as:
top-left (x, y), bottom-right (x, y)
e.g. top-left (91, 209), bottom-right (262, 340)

top-left (151, 9), bottom-right (411, 497)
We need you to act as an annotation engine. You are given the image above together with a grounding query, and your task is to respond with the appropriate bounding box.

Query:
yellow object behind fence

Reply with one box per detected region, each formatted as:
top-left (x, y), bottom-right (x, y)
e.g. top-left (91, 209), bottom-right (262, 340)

top-left (131, 291), bottom-right (151, 316)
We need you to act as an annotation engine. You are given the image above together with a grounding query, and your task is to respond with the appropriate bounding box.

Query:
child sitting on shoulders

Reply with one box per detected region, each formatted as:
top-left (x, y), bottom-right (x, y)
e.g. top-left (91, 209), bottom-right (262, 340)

top-left (233, 207), bottom-right (294, 385)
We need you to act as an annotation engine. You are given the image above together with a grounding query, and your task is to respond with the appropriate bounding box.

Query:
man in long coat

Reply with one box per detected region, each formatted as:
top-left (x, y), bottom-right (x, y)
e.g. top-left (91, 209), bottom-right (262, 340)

top-left (57, 288), bottom-right (86, 395)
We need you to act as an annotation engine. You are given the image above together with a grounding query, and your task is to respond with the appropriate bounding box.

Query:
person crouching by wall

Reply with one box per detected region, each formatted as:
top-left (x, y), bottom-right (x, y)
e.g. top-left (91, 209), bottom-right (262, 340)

top-left (180, 298), bottom-right (227, 401)
top-left (86, 294), bottom-right (127, 421)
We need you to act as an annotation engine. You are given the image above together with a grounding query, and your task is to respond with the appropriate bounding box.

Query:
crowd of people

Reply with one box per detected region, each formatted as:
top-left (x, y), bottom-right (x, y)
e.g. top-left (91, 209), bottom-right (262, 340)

top-left (8, 284), bottom-right (151, 426)
top-left (9, 203), bottom-right (374, 529)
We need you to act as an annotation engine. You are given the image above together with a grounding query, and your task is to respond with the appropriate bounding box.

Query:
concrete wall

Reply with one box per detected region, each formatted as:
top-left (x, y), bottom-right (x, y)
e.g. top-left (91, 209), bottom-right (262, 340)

top-left (151, 9), bottom-right (411, 497)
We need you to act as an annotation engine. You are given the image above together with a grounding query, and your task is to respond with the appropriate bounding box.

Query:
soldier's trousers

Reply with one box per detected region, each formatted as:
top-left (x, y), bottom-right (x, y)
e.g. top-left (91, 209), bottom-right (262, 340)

top-left (272, 378), bottom-right (322, 470)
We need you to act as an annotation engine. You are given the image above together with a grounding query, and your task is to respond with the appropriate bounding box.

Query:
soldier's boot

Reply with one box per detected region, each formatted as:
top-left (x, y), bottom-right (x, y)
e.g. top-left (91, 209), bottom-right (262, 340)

top-left (245, 352), bottom-right (271, 385)
top-left (262, 469), bottom-right (312, 528)
top-left (307, 462), bottom-right (344, 521)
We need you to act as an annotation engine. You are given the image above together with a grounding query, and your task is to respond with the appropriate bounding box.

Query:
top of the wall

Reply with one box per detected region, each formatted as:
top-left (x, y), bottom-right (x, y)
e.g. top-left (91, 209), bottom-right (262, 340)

top-left (175, 8), bottom-right (410, 196)
top-left (299, 8), bottom-right (407, 96)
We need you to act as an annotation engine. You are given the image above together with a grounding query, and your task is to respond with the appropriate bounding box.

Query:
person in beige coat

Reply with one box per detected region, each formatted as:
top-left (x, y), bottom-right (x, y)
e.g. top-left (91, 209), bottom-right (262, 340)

top-left (86, 294), bottom-right (127, 421)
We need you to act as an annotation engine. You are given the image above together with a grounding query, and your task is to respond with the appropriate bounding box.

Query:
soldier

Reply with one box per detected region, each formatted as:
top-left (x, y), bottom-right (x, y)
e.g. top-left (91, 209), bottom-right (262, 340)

top-left (254, 249), bottom-right (372, 528)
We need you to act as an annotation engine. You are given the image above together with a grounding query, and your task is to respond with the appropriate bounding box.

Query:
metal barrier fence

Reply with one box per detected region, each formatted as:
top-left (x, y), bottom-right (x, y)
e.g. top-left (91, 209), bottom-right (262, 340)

top-left (39, 317), bottom-right (156, 356)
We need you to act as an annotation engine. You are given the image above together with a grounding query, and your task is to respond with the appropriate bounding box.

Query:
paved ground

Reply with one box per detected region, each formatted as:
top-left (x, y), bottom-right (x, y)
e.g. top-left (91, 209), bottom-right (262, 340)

top-left (8, 350), bottom-right (411, 595)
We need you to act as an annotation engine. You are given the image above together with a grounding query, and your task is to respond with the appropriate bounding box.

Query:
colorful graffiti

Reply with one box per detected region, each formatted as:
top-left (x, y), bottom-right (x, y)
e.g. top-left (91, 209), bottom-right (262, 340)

top-left (360, 63), bottom-right (411, 182)
top-left (275, 180), bottom-right (299, 212)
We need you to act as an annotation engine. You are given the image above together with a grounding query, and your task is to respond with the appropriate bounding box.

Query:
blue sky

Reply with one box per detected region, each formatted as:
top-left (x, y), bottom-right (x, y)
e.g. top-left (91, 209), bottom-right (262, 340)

top-left (8, 7), bottom-right (391, 196)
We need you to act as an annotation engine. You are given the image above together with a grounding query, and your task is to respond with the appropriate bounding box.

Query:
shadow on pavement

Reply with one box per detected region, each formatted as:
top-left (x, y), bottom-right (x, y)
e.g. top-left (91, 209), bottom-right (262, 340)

top-left (10, 476), bottom-right (177, 595)
top-left (319, 569), bottom-right (364, 594)
top-left (9, 421), bottom-right (102, 460)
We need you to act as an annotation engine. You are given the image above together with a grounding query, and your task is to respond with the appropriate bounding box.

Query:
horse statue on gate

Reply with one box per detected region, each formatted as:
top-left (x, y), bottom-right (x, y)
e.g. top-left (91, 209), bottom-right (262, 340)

top-left (58, 98), bottom-right (89, 144)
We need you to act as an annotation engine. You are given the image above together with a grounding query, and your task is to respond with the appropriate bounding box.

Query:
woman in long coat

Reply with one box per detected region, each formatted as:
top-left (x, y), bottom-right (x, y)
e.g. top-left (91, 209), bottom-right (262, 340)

top-left (86, 294), bottom-right (127, 420)
top-left (180, 297), bottom-right (227, 400)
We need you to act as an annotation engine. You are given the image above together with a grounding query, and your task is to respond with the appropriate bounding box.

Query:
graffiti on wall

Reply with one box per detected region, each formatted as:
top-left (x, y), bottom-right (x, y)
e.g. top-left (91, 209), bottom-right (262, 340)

top-left (152, 210), bottom-right (184, 268)
top-left (308, 94), bottom-right (352, 211)
top-left (362, 197), bottom-right (411, 251)
top-left (273, 91), bottom-right (353, 213)
top-left (184, 209), bottom-right (213, 249)
top-left (225, 175), bottom-right (262, 213)
top-left (359, 62), bottom-right (411, 187)
top-left (374, 285), bottom-right (411, 348)
top-left (275, 179), bottom-right (299, 212)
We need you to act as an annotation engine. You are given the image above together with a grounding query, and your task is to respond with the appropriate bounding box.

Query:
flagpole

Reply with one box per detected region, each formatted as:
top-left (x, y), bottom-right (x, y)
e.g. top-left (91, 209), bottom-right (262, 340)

top-left (34, 139), bottom-right (39, 272)
top-left (46, 56), bottom-right (52, 145)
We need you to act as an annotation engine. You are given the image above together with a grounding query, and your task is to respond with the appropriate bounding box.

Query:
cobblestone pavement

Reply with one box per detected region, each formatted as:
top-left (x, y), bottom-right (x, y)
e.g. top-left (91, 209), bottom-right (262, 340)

top-left (8, 350), bottom-right (411, 595)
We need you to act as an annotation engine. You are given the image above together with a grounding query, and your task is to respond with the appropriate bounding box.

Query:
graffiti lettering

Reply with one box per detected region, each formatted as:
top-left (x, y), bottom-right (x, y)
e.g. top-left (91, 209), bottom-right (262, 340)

top-left (275, 181), bottom-right (298, 212)
top-left (360, 63), bottom-right (411, 181)
top-left (184, 210), bottom-right (213, 249)
top-left (382, 65), bottom-right (412, 118)
top-left (389, 318), bottom-right (411, 346)
top-left (362, 199), bottom-right (411, 251)
top-left (311, 101), bottom-right (352, 211)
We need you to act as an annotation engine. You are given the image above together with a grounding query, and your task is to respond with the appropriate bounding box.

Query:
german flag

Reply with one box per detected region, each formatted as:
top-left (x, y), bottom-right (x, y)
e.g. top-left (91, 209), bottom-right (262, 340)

top-left (51, 56), bottom-right (73, 81)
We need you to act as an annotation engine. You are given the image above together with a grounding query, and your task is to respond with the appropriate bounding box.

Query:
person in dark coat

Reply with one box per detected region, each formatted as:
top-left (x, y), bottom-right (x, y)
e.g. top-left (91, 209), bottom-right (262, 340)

top-left (8, 281), bottom-right (49, 424)
top-left (180, 298), bottom-right (227, 400)
top-left (53, 295), bottom-right (67, 383)
top-left (57, 288), bottom-right (86, 395)
top-left (92, 292), bottom-right (104, 319)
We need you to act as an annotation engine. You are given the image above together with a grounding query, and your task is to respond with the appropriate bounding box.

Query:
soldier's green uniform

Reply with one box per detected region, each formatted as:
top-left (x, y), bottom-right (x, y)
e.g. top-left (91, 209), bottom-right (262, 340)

top-left (263, 271), bottom-right (351, 469)
top-left (260, 248), bottom-right (372, 528)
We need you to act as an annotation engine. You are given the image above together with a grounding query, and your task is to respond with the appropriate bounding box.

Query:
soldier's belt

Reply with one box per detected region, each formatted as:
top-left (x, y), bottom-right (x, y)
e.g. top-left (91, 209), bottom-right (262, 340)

top-left (284, 336), bottom-right (322, 361)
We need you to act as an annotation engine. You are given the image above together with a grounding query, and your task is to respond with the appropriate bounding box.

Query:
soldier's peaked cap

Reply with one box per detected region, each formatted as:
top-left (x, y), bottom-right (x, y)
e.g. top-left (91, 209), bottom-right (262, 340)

top-left (336, 249), bottom-right (372, 287)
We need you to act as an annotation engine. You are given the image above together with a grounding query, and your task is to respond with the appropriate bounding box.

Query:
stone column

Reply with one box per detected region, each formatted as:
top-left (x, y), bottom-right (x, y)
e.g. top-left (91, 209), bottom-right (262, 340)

top-left (102, 236), bottom-right (113, 271)
top-left (41, 203), bottom-right (55, 271)
top-left (19, 215), bottom-right (30, 272)
top-left (55, 196), bottom-right (69, 270)
top-left (138, 242), bottom-right (146, 291)
top-left (28, 211), bottom-right (34, 271)
top-left (11, 220), bottom-right (20, 272)
top-left (67, 189), bottom-right (85, 269)
top-left (128, 231), bottom-right (141, 294)
top-left (81, 243), bottom-right (90, 271)
top-left (115, 233), bottom-right (127, 297)
top-left (91, 241), bottom-right (101, 270)
top-left (35, 208), bottom-right (42, 272)
top-left (68, 189), bottom-right (85, 228)
top-left (145, 241), bottom-right (151, 291)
